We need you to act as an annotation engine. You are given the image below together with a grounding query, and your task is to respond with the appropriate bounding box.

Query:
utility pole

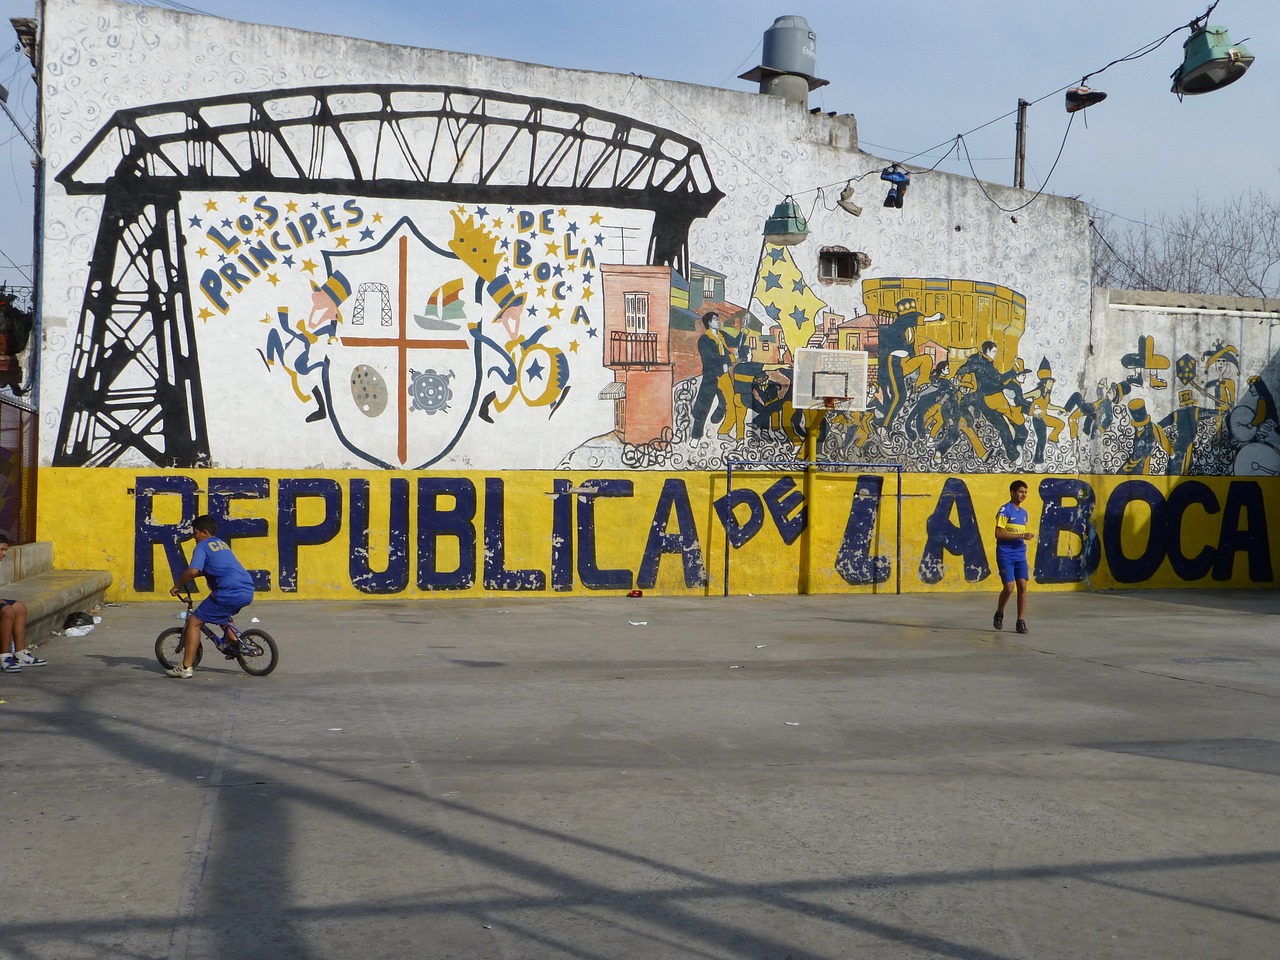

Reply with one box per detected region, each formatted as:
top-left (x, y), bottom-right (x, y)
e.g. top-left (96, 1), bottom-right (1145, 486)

top-left (0, 85), bottom-right (37, 156)
top-left (1013, 98), bottom-right (1029, 189)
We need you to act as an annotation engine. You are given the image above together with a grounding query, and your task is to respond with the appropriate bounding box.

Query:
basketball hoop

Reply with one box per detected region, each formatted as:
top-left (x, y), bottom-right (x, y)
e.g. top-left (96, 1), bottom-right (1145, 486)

top-left (793, 348), bottom-right (869, 412)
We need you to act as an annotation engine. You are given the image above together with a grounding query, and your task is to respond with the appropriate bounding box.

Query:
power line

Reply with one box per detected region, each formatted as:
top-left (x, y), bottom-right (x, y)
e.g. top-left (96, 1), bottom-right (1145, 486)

top-left (1089, 197), bottom-right (1280, 267)
top-left (1090, 219), bottom-right (1160, 290)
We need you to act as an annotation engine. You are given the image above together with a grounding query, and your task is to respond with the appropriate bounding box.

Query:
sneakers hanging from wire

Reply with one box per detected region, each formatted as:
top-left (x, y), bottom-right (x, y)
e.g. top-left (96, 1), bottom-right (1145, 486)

top-left (1065, 84), bottom-right (1107, 113)
top-left (880, 164), bottom-right (910, 209)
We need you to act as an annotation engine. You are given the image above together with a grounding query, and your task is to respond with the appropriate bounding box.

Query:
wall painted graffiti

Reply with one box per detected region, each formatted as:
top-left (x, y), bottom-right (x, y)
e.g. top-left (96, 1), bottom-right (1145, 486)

top-left (32, 0), bottom-right (1278, 597)
top-left (37, 468), bottom-right (1279, 600)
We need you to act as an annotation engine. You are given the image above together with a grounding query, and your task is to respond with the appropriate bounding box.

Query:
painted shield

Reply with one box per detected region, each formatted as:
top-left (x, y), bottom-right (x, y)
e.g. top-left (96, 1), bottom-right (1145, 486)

top-left (319, 218), bottom-right (482, 469)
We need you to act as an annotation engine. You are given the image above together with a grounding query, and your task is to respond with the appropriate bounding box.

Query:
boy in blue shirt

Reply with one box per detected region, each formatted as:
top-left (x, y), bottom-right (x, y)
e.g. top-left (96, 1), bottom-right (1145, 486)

top-left (993, 480), bottom-right (1035, 635)
top-left (167, 515), bottom-right (256, 678)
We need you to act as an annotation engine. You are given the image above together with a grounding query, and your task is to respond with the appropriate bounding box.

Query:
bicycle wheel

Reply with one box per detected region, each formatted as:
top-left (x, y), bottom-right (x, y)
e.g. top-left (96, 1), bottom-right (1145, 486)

top-left (154, 627), bottom-right (204, 670)
top-left (235, 629), bottom-right (279, 676)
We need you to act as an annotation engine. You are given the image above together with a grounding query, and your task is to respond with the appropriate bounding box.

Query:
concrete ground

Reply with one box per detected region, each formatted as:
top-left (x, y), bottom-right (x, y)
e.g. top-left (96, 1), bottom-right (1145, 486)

top-left (1, 589), bottom-right (1278, 960)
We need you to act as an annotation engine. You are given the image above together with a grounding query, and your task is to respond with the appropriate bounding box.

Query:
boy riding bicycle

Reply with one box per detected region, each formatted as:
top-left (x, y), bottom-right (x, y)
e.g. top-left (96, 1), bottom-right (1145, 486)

top-left (167, 515), bottom-right (255, 678)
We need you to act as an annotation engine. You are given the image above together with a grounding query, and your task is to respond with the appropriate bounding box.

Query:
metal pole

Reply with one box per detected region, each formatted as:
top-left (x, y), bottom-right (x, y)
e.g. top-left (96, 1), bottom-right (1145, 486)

top-left (799, 411), bottom-right (823, 595)
top-left (1013, 98), bottom-right (1029, 189)
top-left (896, 466), bottom-right (903, 595)
top-left (0, 92), bottom-right (37, 156)
top-left (723, 461), bottom-right (733, 597)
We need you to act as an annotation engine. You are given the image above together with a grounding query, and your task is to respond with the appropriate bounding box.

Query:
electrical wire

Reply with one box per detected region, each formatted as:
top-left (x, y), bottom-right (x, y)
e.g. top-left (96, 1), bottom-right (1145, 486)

top-left (958, 113), bottom-right (1075, 214)
top-left (1090, 219), bottom-right (1161, 290)
top-left (633, 74), bottom-right (790, 197)
top-left (714, 37), bottom-right (763, 89)
top-left (1089, 199), bottom-right (1280, 269)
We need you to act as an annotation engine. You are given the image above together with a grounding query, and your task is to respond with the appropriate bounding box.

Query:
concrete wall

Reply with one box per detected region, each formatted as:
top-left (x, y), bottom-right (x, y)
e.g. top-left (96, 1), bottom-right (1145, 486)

top-left (33, 0), bottom-right (1279, 597)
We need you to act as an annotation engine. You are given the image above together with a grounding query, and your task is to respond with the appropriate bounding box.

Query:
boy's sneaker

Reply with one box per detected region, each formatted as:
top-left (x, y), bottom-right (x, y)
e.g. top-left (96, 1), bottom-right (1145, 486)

top-left (1016, 620), bottom-right (1029, 635)
top-left (15, 650), bottom-right (47, 666)
top-left (166, 663), bottom-right (194, 679)
top-left (0, 653), bottom-right (21, 672)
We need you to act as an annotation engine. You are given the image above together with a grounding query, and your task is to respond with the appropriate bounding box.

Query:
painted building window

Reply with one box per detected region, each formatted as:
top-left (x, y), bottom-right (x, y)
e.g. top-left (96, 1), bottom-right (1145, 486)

top-left (624, 292), bottom-right (650, 333)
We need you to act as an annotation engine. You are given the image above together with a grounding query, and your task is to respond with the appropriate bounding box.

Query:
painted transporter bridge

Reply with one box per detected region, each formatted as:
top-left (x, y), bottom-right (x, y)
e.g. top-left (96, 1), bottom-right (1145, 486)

top-left (53, 84), bottom-right (724, 468)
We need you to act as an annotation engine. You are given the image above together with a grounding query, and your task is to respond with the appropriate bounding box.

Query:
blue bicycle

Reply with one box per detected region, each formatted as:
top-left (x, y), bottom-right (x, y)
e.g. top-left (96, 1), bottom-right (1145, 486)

top-left (154, 591), bottom-right (279, 676)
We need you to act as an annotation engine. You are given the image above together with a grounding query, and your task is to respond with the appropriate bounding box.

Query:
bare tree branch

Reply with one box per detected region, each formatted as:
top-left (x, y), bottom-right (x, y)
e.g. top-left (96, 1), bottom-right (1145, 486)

top-left (1091, 190), bottom-right (1280, 300)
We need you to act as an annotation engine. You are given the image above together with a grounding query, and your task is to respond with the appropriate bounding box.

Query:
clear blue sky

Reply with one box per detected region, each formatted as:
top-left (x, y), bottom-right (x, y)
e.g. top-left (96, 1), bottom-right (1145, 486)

top-left (1, 0), bottom-right (1275, 301)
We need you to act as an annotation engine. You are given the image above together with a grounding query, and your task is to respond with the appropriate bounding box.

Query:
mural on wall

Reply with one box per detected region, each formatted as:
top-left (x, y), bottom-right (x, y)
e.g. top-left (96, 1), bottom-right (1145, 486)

top-left (46, 75), bottom-right (1275, 481)
top-left (577, 261), bottom-right (1280, 481)
top-left (50, 85), bottom-right (722, 471)
top-left (35, 0), bottom-right (1279, 598)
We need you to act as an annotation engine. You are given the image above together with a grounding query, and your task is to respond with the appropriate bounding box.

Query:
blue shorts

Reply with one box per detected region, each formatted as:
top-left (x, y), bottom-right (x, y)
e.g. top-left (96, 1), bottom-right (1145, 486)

top-left (997, 555), bottom-right (1030, 585)
top-left (194, 591), bottom-right (253, 626)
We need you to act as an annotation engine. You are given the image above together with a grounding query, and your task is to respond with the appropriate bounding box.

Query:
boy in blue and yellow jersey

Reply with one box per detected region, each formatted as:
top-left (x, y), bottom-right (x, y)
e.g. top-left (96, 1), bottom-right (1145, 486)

top-left (993, 480), bottom-right (1034, 635)
top-left (167, 515), bottom-right (256, 678)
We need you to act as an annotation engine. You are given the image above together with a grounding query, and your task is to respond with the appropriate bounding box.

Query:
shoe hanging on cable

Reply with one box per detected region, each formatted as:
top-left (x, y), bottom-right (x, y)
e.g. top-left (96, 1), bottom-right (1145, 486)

top-left (1065, 83), bottom-right (1107, 113)
top-left (880, 164), bottom-right (910, 209)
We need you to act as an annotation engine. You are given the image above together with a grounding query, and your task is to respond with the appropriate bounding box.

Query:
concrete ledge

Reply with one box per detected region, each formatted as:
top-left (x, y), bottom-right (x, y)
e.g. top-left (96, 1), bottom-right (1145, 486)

top-left (1, 569), bottom-right (114, 646)
top-left (0, 541), bottom-right (54, 585)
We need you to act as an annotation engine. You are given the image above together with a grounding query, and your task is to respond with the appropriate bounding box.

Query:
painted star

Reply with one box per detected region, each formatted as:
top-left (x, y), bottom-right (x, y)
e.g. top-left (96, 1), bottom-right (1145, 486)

top-left (590, 212), bottom-right (603, 224)
top-left (360, 227), bottom-right (375, 241)
top-left (580, 287), bottom-right (592, 301)
top-left (581, 271), bottom-right (594, 285)
top-left (586, 326), bottom-right (598, 338)
top-left (492, 217), bottom-right (504, 230)
top-left (552, 264), bottom-right (564, 277)
top-left (570, 340), bottom-right (579, 353)
top-left (763, 272), bottom-right (782, 291)
top-left (238, 195), bottom-right (249, 204)
top-left (500, 238), bottom-right (510, 250)
top-left (195, 246), bottom-right (209, 259)
top-left (790, 305), bottom-right (808, 325)
top-left (372, 212), bottom-right (383, 223)
top-left (283, 255), bottom-right (295, 267)
top-left (792, 278), bottom-right (806, 293)
top-left (768, 247), bottom-right (786, 263)
top-left (316, 229), bottom-right (327, 238)
top-left (188, 215), bottom-right (202, 228)
top-left (286, 200), bottom-right (299, 213)
top-left (204, 199), bottom-right (219, 212)
top-left (567, 221), bottom-right (578, 235)
top-left (594, 234), bottom-right (605, 246)
top-left (526, 357), bottom-right (546, 380)
top-left (547, 304), bottom-right (563, 319)
top-left (537, 285), bottom-right (548, 298)
top-left (221, 218), bottom-right (233, 229)
top-left (217, 254), bottom-right (228, 264)
top-left (301, 258), bottom-right (319, 274)
top-left (557, 207), bottom-right (568, 218)
top-left (527, 304), bottom-right (539, 317)
top-left (197, 307), bottom-right (214, 321)
top-left (766, 304), bottom-right (782, 321)
top-left (255, 227), bottom-right (266, 237)
top-left (544, 241), bottom-right (561, 257)
top-left (267, 273), bottom-right (281, 286)
top-left (475, 206), bottom-right (489, 219)
top-left (312, 201), bottom-right (322, 209)
top-left (334, 235), bottom-right (350, 248)
top-left (255, 211), bottom-right (265, 221)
